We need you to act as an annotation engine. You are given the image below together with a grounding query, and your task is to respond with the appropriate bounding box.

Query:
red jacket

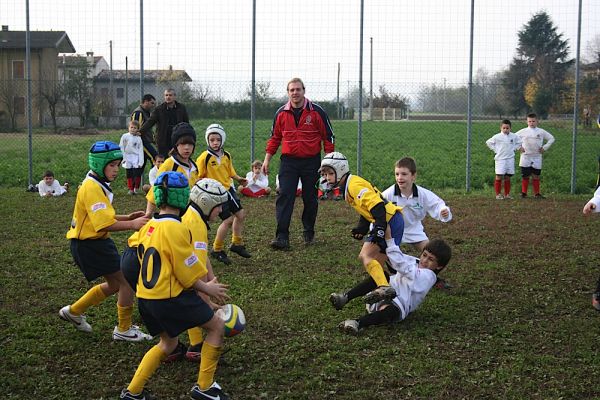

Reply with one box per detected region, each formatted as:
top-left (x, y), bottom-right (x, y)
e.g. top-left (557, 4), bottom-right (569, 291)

top-left (266, 98), bottom-right (335, 158)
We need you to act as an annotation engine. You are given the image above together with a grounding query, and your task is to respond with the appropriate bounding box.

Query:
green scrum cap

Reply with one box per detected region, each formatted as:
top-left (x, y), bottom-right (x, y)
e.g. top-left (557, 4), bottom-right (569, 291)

top-left (88, 141), bottom-right (123, 180)
top-left (153, 171), bottom-right (190, 211)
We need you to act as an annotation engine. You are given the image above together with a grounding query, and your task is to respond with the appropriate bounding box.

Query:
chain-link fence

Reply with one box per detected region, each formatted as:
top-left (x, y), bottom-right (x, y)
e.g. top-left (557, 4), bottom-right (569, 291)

top-left (1, 0), bottom-right (599, 192)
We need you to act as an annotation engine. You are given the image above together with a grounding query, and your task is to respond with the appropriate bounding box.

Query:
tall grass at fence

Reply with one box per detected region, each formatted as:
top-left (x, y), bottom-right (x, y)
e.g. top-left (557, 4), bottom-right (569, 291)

top-left (0, 120), bottom-right (598, 193)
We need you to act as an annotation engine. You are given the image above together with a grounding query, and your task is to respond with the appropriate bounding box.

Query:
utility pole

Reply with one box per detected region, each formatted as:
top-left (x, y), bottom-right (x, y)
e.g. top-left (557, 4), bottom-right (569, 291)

top-left (369, 37), bottom-right (373, 121)
top-left (109, 40), bottom-right (114, 116)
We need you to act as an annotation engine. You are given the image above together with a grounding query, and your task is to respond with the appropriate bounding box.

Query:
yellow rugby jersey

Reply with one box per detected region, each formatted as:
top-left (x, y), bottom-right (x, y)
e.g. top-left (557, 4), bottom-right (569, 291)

top-left (135, 214), bottom-right (203, 300)
top-left (196, 149), bottom-right (236, 190)
top-left (181, 205), bottom-right (209, 278)
top-left (344, 174), bottom-right (402, 223)
top-left (146, 156), bottom-right (199, 204)
top-left (127, 230), bottom-right (140, 248)
top-left (66, 174), bottom-right (116, 240)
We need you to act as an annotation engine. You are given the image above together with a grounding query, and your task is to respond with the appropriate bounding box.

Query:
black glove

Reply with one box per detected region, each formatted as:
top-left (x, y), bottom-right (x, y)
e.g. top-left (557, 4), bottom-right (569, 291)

top-left (366, 225), bottom-right (387, 252)
top-left (351, 227), bottom-right (367, 240)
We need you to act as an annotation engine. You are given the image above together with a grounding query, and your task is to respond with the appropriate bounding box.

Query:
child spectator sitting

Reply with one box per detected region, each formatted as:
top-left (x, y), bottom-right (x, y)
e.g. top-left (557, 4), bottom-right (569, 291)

top-left (238, 160), bottom-right (271, 198)
top-left (38, 170), bottom-right (69, 197)
top-left (142, 154), bottom-right (165, 194)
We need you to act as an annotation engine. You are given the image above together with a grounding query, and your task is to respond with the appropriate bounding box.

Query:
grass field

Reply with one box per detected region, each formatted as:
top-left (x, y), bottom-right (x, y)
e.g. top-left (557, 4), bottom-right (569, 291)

top-left (1, 185), bottom-right (600, 399)
top-left (1, 119), bottom-right (599, 194)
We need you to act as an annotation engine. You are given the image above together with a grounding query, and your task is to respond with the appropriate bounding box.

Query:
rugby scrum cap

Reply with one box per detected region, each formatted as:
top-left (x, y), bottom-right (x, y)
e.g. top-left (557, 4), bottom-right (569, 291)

top-left (153, 171), bottom-right (190, 211)
top-left (190, 178), bottom-right (229, 216)
top-left (171, 122), bottom-right (197, 146)
top-left (319, 152), bottom-right (350, 185)
top-left (88, 141), bottom-right (123, 180)
top-left (205, 123), bottom-right (227, 148)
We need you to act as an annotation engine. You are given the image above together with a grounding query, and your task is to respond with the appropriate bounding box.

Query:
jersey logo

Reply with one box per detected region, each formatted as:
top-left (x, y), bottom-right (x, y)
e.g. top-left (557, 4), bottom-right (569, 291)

top-left (146, 226), bottom-right (155, 236)
top-left (185, 254), bottom-right (199, 267)
top-left (194, 241), bottom-right (207, 251)
top-left (304, 115), bottom-right (312, 125)
top-left (91, 202), bottom-right (107, 212)
top-left (356, 188), bottom-right (368, 199)
top-left (411, 202), bottom-right (423, 210)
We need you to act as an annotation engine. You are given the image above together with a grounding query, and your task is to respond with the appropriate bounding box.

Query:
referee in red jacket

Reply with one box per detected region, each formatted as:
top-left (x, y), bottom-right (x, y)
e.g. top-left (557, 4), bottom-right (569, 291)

top-left (262, 78), bottom-right (335, 250)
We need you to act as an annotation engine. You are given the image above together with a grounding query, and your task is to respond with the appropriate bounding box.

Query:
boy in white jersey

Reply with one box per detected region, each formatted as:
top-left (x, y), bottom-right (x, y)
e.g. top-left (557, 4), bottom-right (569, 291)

top-left (583, 186), bottom-right (600, 310)
top-left (516, 113), bottom-right (555, 198)
top-left (142, 153), bottom-right (165, 194)
top-left (120, 171), bottom-right (230, 400)
top-left (38, 169), bottom-right (69, 197)
top-left (59, 141), bottom-right (150, 342)
top-left (332, 239), bottom-right (451, 335)
top-left (485, 119), bottom-right (522, 199)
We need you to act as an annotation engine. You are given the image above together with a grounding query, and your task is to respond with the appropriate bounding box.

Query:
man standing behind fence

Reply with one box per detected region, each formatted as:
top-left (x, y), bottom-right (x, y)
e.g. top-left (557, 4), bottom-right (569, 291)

top-left (261, 77), bottom-right (335, 250)
top-left (131, 94), bottom-right (158, 167)
top-left (139, 89), bottom-right (189, 156)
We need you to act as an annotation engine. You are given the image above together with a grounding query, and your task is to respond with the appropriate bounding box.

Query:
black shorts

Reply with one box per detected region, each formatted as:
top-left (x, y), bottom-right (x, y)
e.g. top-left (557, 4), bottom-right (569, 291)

top-left (521, 166), bottom-right (542, 177)
top-left (121, 245), bottom-right (141, 291)
top-left (219, 187), bottom-right (243, 220)
top-left (138, 290), bottom-right (214, 338)
top-left (70, 238), bottom-right (121, 282)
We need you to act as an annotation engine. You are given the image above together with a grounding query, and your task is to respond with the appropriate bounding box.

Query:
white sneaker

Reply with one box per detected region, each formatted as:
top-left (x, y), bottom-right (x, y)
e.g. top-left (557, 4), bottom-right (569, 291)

top-left (495, 194), bottom-right (504, 200)
top-left (338, 319), bottom-right (360, 336)
top-left (59, 305), bottom-right (92, 332)
top-left (113, 325), bottom-right (153, 342)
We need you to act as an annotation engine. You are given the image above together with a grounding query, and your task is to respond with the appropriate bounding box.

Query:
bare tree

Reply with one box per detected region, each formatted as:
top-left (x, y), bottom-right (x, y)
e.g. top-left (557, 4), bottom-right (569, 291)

top-left (585, 34), bottom-right (600, 65)
top-left (39, 75), bottom-right (65, 133)
top-left (0, 79), bottom-right (19, 131)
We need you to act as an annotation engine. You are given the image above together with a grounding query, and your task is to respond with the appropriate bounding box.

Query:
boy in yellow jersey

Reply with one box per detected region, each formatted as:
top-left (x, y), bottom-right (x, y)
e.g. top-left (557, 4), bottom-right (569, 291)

top-left (120, 171), bottom-right (230, 400)
top-left (144, 122), bottom-right (199, 217)
top-left (59, 141), bottom-right (151, 342)
top-left (319, 152), bottom-right (404, 303)
top-left (196, 123), bottom-right (250, 265)
top-left (122, 177), bottom-right (229, 363)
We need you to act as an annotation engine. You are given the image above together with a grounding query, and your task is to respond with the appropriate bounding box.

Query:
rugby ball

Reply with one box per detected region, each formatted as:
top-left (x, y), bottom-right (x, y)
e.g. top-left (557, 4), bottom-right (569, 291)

top-left (216, 304), bottom-right (246, 337)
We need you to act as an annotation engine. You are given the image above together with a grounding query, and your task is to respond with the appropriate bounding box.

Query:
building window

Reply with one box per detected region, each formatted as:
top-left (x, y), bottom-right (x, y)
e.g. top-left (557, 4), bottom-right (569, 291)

top-left (12, 60), bottom-right (25, 79)
top-left (14, 97), bottom-right (25, 115)
top-left (116, 88), bottom-right (124, 98)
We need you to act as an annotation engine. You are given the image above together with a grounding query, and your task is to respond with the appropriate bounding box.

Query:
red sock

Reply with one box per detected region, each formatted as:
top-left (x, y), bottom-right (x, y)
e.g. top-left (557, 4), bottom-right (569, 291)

top-left (504, 179), bottom-right (511, 196)
top-left (127, 177), bottom-right (134, 191)
top-left (521, 178), bottom-right (529, 194)
top-left (134, 176), bottom-right (141, 189)
top-left (494, 179), bottom-right (501, 195)
top-left (333, 187), bottom-right (340, 197)
top-left (532, 179), bottom-right (540, 195)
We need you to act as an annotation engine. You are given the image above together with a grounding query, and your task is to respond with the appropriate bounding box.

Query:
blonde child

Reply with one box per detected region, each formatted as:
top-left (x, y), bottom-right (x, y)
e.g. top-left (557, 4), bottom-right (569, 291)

top-left (38, 170), bottom-right (68, 197)
top-left (197, 123), bottom-right (250, 265)
top-left (59, 141), bottom-right (151, 342)
top-left (239, 160), bottom-right (271, 198)
top-left (120, 120), bottom-right (145, 194)
top-left (486, 119), bottom-right (522, 199)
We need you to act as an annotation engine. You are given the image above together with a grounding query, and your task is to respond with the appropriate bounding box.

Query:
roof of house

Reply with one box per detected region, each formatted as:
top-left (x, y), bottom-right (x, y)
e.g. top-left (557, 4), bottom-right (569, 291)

top-left (0, 30), bottom-right (76, 53)
top-left (58, 55), bottom-right (107, 67)
top-left (95, 69), bottom-right (192, 82)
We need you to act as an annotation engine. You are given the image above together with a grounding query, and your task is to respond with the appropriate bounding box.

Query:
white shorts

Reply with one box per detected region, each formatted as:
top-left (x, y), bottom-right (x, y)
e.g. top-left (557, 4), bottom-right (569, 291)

top-left (519, 154), bottom-right (542, 170)
top-left (494, 159), bottom-right (515, 175)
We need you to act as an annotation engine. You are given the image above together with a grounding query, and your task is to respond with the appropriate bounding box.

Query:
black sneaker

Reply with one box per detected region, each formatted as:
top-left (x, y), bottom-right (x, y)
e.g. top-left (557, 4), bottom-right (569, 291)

top-left (303, 232), bottom-right (315, 245)
top-left (534, 193), bottom-right (545, 199)
top-left (230, 244), bottom-right (251, 258)
top-left (521, 192), bottom-right (527, 198)
top-left (185, 343), bottom-right (202, 362)
top-left (163, 341), bottom-right (186, 363)
top-left (270, 238), bottom-right (290, 251)
top-left (363, 286), bottom-right (396, 304)
top-left (210, 250), bottom-right (232, 265)
top-left (191, 382), bottom-right (229, 400)
top-left (120, 388), bottom-right (155, 400)
top-left (329, 292), bottom-right (348, 310)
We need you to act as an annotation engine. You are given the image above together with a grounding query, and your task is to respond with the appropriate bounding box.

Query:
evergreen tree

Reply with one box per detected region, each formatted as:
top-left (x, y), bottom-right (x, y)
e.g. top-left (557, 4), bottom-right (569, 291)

top-left (503, 11), bottom-right (573, 118)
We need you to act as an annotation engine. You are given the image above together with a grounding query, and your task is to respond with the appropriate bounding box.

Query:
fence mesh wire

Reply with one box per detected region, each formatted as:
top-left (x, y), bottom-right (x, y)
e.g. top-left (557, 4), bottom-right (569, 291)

top-left (0, 0), bottom-right (598, 192)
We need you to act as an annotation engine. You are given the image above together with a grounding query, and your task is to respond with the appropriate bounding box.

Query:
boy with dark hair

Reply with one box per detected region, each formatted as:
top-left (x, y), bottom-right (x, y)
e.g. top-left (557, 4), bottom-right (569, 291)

top-left (516, 113), bottom-right (555, 198)
top-left (120, 172), bottom-right (230, 400)
top-left (38, 170), bottom-right (69, 197)
top-left (485, 119), bottom-right (522, 199)
top-left (59, 141), bottom-right (150, 341)
top-left (331, 238), bottom-right (452, 335)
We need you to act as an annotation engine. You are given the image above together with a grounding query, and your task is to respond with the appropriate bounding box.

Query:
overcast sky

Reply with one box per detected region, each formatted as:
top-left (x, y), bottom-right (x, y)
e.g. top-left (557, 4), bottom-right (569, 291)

top-left (1, 0), bottom-right (597, 101)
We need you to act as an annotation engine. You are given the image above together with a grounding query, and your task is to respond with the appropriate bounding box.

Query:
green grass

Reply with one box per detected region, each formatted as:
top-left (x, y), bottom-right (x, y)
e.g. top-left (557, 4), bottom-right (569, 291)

top-left (1, 187), bottom-right (600, 399)
top-left (1, 119), bottom-right (599, 193)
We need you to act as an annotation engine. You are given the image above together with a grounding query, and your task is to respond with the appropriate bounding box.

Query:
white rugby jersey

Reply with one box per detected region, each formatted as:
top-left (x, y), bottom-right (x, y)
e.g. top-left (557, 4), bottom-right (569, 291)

top-left (382, 183), bottom-right (452, 244)
top-left (485, 132), bottom-right (522, 160)
top-left (385, 244), bottom-right (437, 320)
top-left (587, 186), bottom-right (600, 212)
top-left (516, 127), bottom-right (555, 168)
